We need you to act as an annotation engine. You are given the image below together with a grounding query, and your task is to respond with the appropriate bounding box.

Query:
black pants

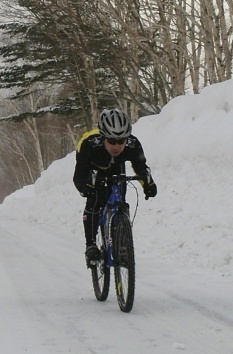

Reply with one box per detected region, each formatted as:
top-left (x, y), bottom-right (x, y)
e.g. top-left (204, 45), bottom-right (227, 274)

top-left (83, 191), bottom-right (105, 247)
top-left (83, 182), bottom-right (127, 247)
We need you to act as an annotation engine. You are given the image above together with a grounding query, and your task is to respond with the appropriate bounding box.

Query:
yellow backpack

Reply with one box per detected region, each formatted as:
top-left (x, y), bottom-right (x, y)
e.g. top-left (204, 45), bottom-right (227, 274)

top-left (77, 128), bottom-right (100, 152)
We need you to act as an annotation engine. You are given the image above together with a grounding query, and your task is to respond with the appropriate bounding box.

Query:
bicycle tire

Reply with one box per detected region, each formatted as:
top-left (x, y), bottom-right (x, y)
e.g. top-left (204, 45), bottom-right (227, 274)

top-left (91, 226), bottom-right (110, 301)
top-left (113, 212), bottom-right (135, 312)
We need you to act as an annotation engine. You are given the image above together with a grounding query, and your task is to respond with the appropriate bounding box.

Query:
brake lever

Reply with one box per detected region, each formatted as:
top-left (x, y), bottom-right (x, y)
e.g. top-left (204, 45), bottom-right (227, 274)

top-left (146, 167), bottom-right (151, 184)
top-left (91, 170), bottom-right (98, 186)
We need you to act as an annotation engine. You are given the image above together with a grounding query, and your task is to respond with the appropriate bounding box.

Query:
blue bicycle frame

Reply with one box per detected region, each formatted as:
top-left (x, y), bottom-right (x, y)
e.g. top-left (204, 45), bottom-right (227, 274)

top-left (93, 170), bottom-right (149, 268)
top-left (99, 182), bottom-right (125, 267)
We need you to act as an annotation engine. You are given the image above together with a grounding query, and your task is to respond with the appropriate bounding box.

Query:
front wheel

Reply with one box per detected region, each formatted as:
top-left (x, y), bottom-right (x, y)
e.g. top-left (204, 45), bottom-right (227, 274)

top-left (113, 213), bottom-right (135, 312)
top-left (91, 226), bottom-right (110, 301)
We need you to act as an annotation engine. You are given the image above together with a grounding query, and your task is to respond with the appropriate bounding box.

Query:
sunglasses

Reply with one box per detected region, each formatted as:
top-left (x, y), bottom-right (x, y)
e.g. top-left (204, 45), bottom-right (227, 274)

top-left (106, 138), bottom-right (127, 145)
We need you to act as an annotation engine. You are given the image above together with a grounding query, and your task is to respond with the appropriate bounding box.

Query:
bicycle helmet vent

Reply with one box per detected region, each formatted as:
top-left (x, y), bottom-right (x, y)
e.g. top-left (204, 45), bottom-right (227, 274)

top-left (98, 108), bottom-right (132, 138)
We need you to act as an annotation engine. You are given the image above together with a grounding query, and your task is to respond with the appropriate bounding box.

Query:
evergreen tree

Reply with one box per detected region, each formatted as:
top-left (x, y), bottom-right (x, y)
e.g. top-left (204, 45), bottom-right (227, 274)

top-left (0, 0), bottom-right (121, 126)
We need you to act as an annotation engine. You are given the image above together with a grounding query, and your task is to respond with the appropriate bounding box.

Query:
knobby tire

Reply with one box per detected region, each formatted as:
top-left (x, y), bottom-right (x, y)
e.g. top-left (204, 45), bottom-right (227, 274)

top-left (113, 212), bottom-right (135, 313)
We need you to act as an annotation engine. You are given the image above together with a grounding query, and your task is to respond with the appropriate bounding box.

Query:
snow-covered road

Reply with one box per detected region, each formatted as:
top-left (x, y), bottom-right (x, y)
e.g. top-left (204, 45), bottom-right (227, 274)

top-left (1, 218), bottom-right (233, 354)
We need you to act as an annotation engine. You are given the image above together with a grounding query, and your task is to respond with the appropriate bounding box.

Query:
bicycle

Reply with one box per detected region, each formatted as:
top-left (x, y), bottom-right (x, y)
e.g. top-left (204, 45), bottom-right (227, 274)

top-left (89, 171), bottom-right (149, 313)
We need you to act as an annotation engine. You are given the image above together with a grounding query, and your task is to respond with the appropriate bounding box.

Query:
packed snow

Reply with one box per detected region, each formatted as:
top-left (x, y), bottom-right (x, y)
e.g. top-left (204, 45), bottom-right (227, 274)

top-left (1, 79), bottom-right (233, 353)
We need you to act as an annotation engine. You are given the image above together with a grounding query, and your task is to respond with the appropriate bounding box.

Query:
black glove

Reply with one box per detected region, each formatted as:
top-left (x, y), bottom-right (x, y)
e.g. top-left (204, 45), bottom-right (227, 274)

top-left (143, 181), bottom-right (157, 200)
top-left (80, 183), bottom-right (96, 198)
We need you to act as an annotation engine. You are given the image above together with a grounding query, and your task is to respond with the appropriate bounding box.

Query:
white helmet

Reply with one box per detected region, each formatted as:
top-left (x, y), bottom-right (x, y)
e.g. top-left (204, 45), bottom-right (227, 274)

top-left (98, 108), bottom-right (132, 138)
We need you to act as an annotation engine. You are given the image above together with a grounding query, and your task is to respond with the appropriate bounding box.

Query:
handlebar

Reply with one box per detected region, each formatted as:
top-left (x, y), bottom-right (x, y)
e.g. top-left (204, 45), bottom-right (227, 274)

top-left (91, 169), bottom-right (151, 186)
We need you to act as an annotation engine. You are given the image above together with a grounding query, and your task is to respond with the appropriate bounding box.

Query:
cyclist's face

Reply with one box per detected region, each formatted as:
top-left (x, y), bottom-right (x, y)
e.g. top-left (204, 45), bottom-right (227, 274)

top-left (104, 139), bottom-right (127, 157)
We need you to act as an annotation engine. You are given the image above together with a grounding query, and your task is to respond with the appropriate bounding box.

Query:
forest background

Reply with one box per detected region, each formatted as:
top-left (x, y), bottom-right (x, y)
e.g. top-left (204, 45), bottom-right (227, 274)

top-left (0, 0), bottom-right (232, 203)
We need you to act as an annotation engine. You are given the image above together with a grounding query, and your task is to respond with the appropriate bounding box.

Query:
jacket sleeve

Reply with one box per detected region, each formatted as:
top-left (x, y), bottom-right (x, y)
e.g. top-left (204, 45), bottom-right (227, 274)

top-left (73, 140), bottom-right (92, 193)
top-left (130, 139), bottom-right (148, 173)
top-left (130, 138), bottom-right (154, 186)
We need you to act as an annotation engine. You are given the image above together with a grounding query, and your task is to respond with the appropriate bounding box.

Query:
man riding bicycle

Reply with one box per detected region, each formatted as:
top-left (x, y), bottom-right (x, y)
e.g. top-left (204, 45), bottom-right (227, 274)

top-left (73, 108), bottom-right (157, 268)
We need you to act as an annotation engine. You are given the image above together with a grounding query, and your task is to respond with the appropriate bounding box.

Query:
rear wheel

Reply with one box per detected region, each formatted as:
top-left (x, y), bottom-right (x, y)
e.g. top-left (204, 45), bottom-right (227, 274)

top-left (113, 213), bottom-right (135, 312)
top-left (91, 226), bottom-right (110, 301)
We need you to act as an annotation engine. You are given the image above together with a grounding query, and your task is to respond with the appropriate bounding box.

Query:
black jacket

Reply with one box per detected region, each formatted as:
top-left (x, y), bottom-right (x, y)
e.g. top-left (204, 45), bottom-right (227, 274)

top-left (73, 130), bottom-right (151, 193)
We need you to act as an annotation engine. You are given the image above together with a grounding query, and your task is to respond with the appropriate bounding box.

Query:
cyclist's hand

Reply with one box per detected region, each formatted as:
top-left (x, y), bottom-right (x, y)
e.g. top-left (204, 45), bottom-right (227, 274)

top-left (144, 181), bottom-right (157, 200)
top-left (80, 183), bottom-right (96, 198)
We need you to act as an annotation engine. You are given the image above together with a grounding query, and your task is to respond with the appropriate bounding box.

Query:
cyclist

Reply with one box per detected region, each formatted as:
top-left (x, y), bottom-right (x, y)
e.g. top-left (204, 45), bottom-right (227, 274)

top-left (73, 108), bottom-right (157, 268)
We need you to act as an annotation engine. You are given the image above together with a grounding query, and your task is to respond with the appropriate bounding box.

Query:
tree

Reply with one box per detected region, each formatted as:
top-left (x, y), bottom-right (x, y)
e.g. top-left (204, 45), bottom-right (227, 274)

top-left (0, 89), bottom-right (77, 201)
